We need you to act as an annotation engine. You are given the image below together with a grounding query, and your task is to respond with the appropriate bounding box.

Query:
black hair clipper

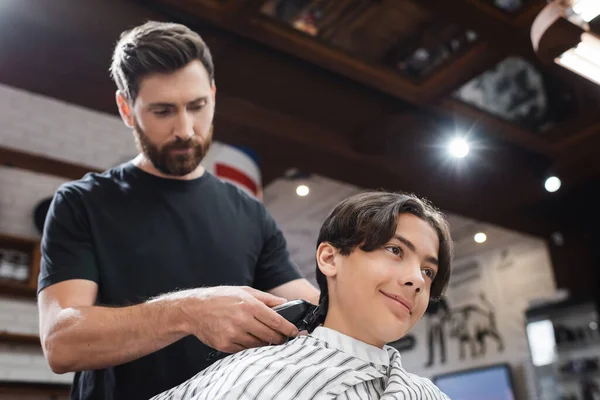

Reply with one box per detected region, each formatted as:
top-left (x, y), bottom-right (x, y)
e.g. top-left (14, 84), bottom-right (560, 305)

top-left (206, 299), bottom-right (322, 362)
top-left (272, 299), bottom-right (322, 332)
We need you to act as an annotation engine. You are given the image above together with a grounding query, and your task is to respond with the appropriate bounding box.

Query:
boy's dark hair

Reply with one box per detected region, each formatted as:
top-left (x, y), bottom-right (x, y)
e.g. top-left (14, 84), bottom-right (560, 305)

top-left (110, 21), bottom-right (214, 102)
top-left (315, 191), bottom-right (453, 317)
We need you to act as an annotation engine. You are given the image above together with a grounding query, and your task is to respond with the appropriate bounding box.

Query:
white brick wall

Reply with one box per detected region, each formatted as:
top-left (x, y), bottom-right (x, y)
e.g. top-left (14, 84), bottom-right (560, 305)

top-left (0, 167), bottom-right (68, 239)
top-left (0, 298), bottom-right (39, 336)
top-left (0, 298), bottom-right (73, 385)
top-left (0, 83), bottom-right (133, 387)
top-left (0, 83), bottom-right (137, 169)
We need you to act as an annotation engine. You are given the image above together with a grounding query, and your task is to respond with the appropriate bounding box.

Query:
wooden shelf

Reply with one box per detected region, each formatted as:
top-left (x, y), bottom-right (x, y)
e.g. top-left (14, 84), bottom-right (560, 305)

top-left (0, 280), bottom-right (37, 298)
top-left (0, 145), bottom-right (101, 181)
top-left (0, 233), bottom-right (37, 251)
top-left (0, 381), bottom-right (70, 396)
top-left (0, 331), bottom-right (41, 346)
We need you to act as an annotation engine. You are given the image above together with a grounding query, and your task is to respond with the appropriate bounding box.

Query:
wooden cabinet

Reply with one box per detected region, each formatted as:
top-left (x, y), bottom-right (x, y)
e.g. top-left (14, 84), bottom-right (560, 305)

top-left (0, 233), bottom-right (40, 298)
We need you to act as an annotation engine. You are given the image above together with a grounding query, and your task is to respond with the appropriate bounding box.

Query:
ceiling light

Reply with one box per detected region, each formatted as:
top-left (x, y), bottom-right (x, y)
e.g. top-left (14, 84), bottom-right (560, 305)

top-left (556, 33), bottom-right (600, 85)
top-left (544, 176), bottom-right (561, 192)
top-left (532, 2), bottom-right (600, 87)
top-left (296, 185), bottom-right (309, 196)
top-left (474, 232), bottom-right (487, 244)
top-left (449, 138), bottom-right (470, 158)
top-left (572, 0), bottom-right (600, 22)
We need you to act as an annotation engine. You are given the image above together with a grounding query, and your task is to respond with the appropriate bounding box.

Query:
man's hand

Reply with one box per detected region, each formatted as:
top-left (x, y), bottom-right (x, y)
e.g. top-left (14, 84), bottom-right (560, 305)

top-left (181, 286), bottom-right (300, 353)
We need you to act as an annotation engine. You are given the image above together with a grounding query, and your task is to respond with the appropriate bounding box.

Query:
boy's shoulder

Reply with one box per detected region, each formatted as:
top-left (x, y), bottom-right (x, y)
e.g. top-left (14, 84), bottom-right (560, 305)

top-left (384, 345), bottom-right (451, 399)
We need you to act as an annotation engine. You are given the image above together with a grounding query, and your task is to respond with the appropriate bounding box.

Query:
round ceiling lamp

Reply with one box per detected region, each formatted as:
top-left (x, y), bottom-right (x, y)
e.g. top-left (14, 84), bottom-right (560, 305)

top-left (531, 0), bottom-right (600, 86)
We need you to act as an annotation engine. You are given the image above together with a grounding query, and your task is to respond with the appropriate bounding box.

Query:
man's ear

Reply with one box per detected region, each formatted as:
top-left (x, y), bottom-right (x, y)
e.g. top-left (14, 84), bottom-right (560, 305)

top-left (116, 90), bottom-right (134, 129)
top-left (316, 242), bottom-right (338, 278)
top-left (211, 83), bottom-right (216, 102)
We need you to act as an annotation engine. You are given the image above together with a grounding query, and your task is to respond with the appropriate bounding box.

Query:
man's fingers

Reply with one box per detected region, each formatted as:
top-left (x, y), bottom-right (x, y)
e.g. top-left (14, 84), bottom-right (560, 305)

top-left (244, 287), bottom-right (287, 308)
top-left (248, 318), bottom-right (288, 345)
top-left (235, 333), bottom-right (268, 350)
top-left (254, 304), bottom-right (299, 339)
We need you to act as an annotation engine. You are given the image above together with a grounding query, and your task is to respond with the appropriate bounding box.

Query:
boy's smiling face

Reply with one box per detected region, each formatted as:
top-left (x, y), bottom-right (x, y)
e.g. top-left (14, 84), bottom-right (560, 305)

top-left (318, 213), bottom-right (440, 347)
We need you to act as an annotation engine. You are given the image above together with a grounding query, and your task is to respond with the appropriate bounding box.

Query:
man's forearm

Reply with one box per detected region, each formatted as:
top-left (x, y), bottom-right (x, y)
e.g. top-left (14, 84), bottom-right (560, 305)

top-left (43, 292), bottom-right (191, 373)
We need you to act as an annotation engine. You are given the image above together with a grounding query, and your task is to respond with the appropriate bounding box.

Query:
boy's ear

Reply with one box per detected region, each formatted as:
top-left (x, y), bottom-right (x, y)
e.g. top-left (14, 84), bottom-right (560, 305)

top-left (316, 242), bottom-right (338, 278)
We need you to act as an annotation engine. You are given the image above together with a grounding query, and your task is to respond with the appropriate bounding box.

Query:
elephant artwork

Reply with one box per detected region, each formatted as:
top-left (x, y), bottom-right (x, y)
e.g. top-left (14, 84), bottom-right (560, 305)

top-left (424, 298), bottom-right (451, 367)
top-left (448, 293), bottom-right (505, 360)
top-left (424, 294), bottom-right (505, 367)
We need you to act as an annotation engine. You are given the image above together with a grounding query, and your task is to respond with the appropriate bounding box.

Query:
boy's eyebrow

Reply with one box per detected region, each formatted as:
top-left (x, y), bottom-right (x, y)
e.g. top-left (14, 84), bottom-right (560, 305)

top-left (392, 234), bottom-right (439, 266)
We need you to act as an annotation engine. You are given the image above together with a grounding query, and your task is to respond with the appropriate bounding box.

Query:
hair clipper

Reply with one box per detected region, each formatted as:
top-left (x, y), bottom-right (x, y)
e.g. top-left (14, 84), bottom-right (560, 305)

top-left (206, 299), bottom-right (322, 362)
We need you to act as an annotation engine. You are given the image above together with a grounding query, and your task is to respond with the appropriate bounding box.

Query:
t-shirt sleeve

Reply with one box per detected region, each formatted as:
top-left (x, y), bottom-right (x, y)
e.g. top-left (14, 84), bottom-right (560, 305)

top-left (253, 205), bottom-right (302, 292)
top-left (37, 187), bottom-right (100, 294)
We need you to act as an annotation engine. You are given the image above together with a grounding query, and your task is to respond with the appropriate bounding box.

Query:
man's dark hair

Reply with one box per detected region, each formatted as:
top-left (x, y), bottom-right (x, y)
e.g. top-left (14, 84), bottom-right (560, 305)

top-left (109, 21), bottom-right (214, 102)
top-left (315, 191), bottom-right (454, 317)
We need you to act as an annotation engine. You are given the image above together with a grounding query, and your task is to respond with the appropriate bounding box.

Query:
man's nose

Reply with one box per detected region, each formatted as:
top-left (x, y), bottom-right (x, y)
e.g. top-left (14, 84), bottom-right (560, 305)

top-left (173, 111), bottom-right (194, 140)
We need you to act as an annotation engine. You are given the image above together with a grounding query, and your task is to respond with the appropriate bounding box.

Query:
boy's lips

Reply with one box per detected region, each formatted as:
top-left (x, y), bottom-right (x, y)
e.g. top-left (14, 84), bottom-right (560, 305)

top-left (380, 290), bottom-right (413, 314)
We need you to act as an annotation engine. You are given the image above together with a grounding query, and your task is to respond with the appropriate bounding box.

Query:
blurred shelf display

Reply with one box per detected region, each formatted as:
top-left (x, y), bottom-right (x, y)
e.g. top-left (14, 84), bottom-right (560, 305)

top-left (526, 298), bottom-right (600, 400)
top-left (0, 233), bottom-right (40, 298)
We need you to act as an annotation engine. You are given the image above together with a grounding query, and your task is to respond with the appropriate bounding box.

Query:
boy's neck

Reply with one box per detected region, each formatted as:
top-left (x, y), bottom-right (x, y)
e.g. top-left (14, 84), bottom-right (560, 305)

top-left (322, 309), bottom-right (385, 348)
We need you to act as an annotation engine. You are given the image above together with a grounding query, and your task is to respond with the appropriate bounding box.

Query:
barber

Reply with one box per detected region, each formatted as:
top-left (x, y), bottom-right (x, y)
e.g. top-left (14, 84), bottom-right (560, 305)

top-left (37, 20), bottom-right (319, 400)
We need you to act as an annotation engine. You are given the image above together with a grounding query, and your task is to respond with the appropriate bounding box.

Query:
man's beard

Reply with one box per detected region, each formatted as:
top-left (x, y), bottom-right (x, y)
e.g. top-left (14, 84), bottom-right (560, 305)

top-left (133, 119), bottom-right (212, 177)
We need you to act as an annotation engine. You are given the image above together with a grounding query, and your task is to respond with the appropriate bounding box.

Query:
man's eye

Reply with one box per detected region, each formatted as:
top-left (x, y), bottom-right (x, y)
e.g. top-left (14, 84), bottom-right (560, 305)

top-left (153, 109), bottom-right (171, 117)
top-left (385, 246), bottom-right (403, 257)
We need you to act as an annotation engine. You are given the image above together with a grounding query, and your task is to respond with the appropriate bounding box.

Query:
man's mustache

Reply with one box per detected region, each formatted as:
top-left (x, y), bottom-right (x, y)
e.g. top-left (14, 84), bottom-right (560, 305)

top-left (164, 139), bottom-right (201, 150)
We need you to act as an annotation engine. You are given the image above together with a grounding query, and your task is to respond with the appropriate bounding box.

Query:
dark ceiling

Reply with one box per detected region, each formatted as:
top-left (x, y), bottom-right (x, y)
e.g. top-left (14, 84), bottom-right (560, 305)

top-left (0, 0), bottom-right (599, 299)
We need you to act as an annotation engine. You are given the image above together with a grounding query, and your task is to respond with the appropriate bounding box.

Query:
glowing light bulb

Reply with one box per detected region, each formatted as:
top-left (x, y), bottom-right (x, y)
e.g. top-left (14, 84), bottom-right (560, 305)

top-left (449, 138), bottom-right (470, 158)
top-left (474, 233), bottom-right (487, 244)
top-left (296, 185), bottom-right (309, 196)
top-left (544, 176), bottom-right (561, 193)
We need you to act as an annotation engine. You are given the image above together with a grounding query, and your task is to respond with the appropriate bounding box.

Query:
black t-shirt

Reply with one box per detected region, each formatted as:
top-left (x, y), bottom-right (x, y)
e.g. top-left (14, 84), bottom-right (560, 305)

top-left (38, 162), bottom-right (301, 400)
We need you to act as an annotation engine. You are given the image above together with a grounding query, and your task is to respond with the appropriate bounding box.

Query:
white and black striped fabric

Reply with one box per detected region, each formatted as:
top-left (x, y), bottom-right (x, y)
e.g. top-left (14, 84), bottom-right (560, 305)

top-left (151, 327), bottom-right (451, 400)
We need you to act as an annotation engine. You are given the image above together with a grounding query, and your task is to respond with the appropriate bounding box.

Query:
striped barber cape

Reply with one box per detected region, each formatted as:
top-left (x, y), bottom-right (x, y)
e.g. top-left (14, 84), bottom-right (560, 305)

top-left (151, 326), bottom-right (451, 400)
